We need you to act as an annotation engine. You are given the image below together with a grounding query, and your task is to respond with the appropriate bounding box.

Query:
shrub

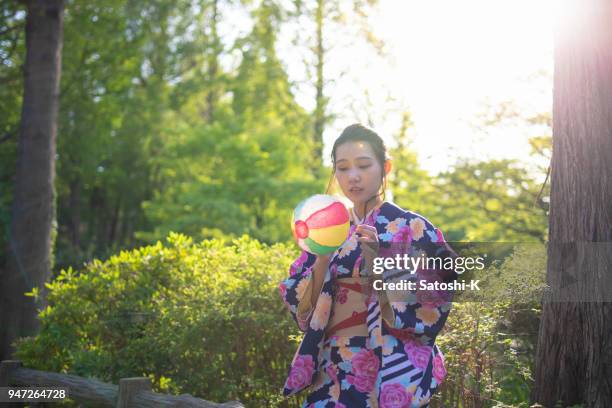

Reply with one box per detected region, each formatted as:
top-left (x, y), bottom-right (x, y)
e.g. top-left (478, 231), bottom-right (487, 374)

top-left (432, 243), bottom-right (546, 407)
top-left (15, 233), bottom-right (303, 407)
top-left (14, 236), bottom-right (546, 407)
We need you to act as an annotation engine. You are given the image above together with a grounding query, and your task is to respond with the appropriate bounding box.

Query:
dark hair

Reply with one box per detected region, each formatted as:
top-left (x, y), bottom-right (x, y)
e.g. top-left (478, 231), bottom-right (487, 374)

top-left (326, 123), bottom-right (389, 218)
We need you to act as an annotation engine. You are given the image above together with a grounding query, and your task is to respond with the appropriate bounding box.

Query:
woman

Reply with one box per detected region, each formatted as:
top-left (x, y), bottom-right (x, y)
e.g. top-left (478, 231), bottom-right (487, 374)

top-left (279, 124), bottom-right (458, 408)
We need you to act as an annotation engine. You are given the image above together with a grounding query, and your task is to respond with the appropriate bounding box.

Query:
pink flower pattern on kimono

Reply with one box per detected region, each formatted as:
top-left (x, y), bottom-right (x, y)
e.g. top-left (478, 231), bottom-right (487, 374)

top-left (435, 228), bottom-right (445, 243)
top-left (278, 283), bottom-right (290, 308)
top-left (433, 354), bottom-right (447, 384)
top-left (287, 354), bottom-right (314, 390)
top-left (345, 348), bottom-right (379, 392)
top-left (380, 383), bottom-right (413, 408)
top-left (391, 225), bottom-right (412, 244)
top-left (405, 343), bottom-right (432, 369)
top-left (346, 373), bottom-right (377, 393)
top-left (352, 348), bottom-right (380, 379)
top-left (290, 251), bottom-right (310, 276)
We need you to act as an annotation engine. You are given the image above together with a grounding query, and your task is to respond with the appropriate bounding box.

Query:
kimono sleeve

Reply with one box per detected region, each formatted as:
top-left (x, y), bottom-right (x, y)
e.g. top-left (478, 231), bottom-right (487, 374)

top-left (380, 214), bottom-right (459, 343)
top-left (278, 250), bottom-right (319, 332)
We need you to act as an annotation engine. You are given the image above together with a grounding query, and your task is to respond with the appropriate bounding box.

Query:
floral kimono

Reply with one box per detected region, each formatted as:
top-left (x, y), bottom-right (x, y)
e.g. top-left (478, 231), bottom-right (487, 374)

top-left (278, 201), bottom-right (458, 408)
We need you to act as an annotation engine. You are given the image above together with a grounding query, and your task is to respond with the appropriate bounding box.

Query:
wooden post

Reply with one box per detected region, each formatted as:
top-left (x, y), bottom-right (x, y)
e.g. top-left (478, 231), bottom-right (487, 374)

top-left (0, 361), bottom-right (24, 408)
top-left (116, 377), bottom-right (151, 408)
top-left (0, 361), bottom-right (23, 386)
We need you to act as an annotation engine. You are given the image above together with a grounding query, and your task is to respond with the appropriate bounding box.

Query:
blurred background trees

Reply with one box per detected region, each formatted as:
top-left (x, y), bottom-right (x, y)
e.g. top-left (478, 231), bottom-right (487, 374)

top-left (0, 0), bottom-right (551, 275)
top-left (0, 0), bottom-right (561, 406)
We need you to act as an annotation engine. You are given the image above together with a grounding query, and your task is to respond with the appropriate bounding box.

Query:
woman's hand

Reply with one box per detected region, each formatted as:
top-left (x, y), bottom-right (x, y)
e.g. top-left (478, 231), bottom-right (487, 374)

top-left (355, 224), bottom-right (379, 276)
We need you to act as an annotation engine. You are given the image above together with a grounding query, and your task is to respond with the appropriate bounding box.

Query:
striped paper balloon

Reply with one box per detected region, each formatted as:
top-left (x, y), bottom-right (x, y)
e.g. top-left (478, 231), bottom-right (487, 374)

top-left (291, 194), bottom-right (350, 255)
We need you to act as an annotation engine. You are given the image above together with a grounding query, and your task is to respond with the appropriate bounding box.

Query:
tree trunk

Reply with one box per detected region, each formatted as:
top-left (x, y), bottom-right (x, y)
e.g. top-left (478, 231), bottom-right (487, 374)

top-left (312, 0), bottom-right (325, 170)
top-left (68, 176), bottom-right (81, 248)
top-left (0, 0), bottom-right (64, 361)
top-left (90, 185), bottom-right (107, 252)
top-left (532, 0), bottom-right (612, 406)
top-left (108, 196), bottom-right (121, 245)
top-left (205, 0), bottom-right (219, 123)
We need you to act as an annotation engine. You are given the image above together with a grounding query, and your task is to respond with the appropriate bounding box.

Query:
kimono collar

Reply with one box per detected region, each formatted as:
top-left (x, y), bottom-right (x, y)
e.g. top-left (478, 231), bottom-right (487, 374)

top-left (350, 200), bottom-right (385, 225)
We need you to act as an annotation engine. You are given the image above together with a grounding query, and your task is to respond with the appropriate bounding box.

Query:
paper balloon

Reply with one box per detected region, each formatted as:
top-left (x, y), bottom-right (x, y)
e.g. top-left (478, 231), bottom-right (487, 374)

top-left (291, 194), bottom-right (350, 255)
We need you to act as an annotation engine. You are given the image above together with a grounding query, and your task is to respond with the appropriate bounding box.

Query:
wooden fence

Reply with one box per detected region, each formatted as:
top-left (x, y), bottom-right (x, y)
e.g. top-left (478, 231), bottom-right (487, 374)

top-left (0, 360), bottom-right (244, 407)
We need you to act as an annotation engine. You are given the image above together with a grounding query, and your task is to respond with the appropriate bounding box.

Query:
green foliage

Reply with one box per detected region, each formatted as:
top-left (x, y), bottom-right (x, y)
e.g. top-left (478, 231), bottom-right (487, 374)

top-left (388, 112), bottom-right (435, 215)
top-left (137, 1), bottom-right (323, 246)
top-left (388, 112), bottom-right (549, 243)
top-left (3, 0), bottom-right (551, 266)
top-left (432, 159), bottom-right (548, 242)
top-left (433, 243), bottom-right (546, 407)
top-left (3, 2), bottom-right (551, 404)
top-left (15, 233), bottom-right (306, 407)
top-left (51, 0), bottom-right (231, 272)
top-left (16, 0), bottom-right (327, 273)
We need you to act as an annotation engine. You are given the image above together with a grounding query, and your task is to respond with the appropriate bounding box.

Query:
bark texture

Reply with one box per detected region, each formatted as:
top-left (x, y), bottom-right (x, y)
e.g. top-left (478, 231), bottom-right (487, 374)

top-left (532, 0), bottom-right (612, 406)
top-left (0, 0), bottom-right (64, 361)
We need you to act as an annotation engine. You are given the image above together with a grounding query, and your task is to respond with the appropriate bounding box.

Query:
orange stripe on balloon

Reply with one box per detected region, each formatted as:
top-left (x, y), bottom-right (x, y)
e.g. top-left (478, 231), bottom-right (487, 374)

top-left (305, 201), bottom-right (349, 228)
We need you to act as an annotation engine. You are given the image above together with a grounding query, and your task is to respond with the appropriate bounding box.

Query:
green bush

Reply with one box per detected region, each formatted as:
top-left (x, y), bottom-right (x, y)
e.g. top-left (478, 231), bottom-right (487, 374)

top-left (14, 236), bottom-right (547, 407)
top-left (15, 233), bottom-right (304, 407)
top-left (432, 243), bottom-right (546, 407)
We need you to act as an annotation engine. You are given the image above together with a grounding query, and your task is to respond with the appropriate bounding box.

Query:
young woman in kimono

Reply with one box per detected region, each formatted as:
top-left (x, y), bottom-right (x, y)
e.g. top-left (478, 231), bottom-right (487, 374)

top-left (279, 124), bottom-right (458, 408)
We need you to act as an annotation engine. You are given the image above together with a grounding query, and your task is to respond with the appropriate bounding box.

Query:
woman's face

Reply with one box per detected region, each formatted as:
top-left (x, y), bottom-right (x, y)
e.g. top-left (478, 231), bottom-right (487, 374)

top-left (334, 141), bottom-right (384, 207)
